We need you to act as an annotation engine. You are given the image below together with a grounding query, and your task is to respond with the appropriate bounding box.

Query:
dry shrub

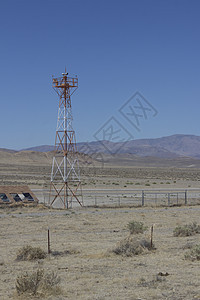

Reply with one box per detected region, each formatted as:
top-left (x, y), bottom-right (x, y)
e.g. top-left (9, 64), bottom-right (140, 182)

top-left (185, 245), bottom-right (200, 261)
top-left (16, 245), bottom-right (46, 261)
top-left (41, 271), bottom-right (61, 295)
top-left (127, 221), bottom-right (147, 234)
top-left (113, 236), bottom-right (155, 257)
top-left (51, 249), bottom-right (79, 257)
top-left (16, 269), bottom-right (61, 296)
top-left (173, 222), bottom-right (200, 237)
top-left (16, 269), bottom-right (44, 296)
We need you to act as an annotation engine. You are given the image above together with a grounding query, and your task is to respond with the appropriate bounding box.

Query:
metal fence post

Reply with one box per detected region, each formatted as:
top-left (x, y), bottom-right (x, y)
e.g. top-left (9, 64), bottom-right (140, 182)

top-left (168, 193), bottom-right (170, 206)
top-left (142, 191), bottom-right (144, 206)
top-left (185, 190), bottom-right (187, 205)
top-left (48, 228), bottom-right (51, 255)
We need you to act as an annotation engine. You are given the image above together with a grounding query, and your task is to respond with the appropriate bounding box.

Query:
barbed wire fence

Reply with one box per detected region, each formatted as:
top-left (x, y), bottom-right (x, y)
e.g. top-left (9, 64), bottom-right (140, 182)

top-left (35, 187), bottom-right (200, 208)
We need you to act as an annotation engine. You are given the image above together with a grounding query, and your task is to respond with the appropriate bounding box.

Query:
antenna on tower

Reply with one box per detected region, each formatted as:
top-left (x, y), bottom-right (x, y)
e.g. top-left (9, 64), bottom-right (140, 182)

top-left (62, 67), bottom-right (68, 76)
top-left (49, 70), bottom-right (83, 209)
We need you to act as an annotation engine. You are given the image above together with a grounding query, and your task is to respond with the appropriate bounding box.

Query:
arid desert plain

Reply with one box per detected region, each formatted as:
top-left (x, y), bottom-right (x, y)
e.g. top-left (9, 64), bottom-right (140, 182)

top-left (0, 151), bottom-right (200, 299)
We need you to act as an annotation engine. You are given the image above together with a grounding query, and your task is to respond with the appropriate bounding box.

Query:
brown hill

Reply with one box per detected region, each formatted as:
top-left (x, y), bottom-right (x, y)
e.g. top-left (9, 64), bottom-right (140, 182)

top-left (0, 149), bottom-right (200, 168)
top-left (22, 134), bottom-right (200, 159)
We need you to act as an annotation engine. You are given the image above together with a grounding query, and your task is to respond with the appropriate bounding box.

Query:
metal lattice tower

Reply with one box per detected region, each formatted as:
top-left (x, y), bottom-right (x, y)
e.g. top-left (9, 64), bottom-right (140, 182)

top-left (49, 70), bottom-right (83, 209)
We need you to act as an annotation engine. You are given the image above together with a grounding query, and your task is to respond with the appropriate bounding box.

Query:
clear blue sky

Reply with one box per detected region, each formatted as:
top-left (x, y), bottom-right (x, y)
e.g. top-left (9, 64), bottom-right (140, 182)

top-left (0, 0), bottom-right (200, 150)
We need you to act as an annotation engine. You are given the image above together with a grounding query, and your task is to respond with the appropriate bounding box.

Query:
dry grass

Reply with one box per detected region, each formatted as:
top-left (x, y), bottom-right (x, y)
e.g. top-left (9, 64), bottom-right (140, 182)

top-left (138, 273), bottom-right (167, 288)
top-left (1, 156), bottom-right (200, 300)
top-left (1, 205), bottom-right (200, 299)
top-left (51, 249), bottom-right (79, 256)
top-left (2, 159), bottom-right (200, 190)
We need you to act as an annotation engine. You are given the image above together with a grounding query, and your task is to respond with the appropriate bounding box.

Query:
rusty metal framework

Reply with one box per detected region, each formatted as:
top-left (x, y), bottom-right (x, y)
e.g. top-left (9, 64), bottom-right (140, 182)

top-left (49, 70), bottom-right (83, 208)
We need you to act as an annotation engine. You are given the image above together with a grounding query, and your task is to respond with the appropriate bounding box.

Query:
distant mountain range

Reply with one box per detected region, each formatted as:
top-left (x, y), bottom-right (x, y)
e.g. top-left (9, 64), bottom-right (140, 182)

top-left (19, 134), bottom-right (200, 159)
top-left (1, 134), bottom-right (200, 168)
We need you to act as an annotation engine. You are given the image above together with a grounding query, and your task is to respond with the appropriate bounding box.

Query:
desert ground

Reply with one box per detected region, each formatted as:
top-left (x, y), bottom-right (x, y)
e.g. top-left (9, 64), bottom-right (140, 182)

top-left (0, 205), bottom-right (200, 299)
top-left (0, 152), bottom-right (200, 299)
top-left (1, 150), bottom-right (200, 191)
top-left (1, 158), bottom-right (200, 207)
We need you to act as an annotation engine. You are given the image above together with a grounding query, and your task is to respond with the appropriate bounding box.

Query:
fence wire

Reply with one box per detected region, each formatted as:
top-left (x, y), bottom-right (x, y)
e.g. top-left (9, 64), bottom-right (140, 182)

top-left (34, 188), bottom-right (200, 208)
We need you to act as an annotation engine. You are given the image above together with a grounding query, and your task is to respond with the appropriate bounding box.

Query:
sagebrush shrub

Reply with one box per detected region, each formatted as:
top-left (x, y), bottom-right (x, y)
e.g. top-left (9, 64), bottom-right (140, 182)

top-left (16, 269), bottom-right (61, 296)
top-left (173, 222), bottom-right (200, 237)
top-left (185, 245), bottom-right (200, 261)
top-left (16, 245), bottom-right (46, 261)
top-left (16, 269), bottom-right (44, 295)
top-left (113, 236), bottom-right (155, 257)
top-left (127, 221), bottom-right (147, 234)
